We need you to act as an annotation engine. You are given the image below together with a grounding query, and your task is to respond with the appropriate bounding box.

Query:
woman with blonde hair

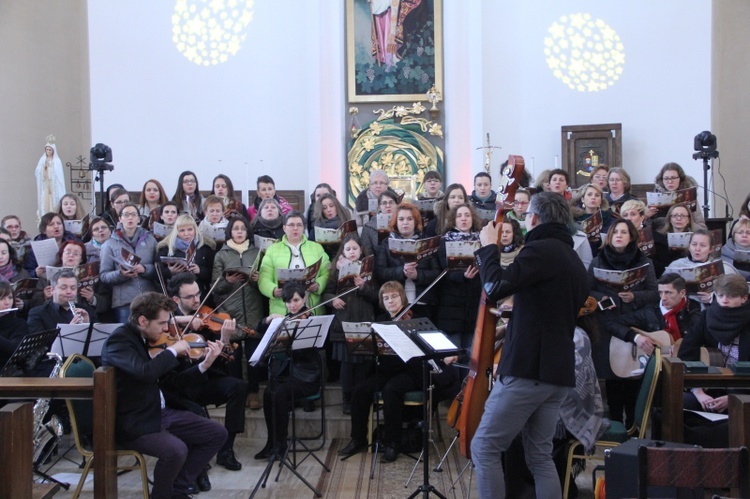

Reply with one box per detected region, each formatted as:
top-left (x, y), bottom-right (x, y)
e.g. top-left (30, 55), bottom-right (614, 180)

top-left (157, 214), bottom-right (216, 297)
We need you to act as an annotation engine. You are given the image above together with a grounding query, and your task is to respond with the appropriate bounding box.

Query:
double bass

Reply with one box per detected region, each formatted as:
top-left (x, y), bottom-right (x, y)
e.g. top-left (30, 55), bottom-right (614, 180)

top-left (455, 154), bottom-right (524, 459)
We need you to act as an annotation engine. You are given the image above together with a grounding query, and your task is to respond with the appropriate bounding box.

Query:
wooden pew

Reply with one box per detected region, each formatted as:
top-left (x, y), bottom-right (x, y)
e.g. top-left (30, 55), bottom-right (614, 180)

top-left (0, 367), bottom-right (117, 498)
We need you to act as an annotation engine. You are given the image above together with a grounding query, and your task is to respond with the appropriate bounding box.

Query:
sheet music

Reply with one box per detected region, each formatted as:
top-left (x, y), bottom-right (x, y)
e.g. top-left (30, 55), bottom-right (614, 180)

top-left (371, 323), bottom-right (424, 362)
top-left (31, 238), bottom-right (59, 267)
top-left (417, 332), bottom-right (458, 352)
top-left (249, 317), bottom-right (285, 366)
top-left (50, 323), bottom-right (91, 357)
top-left (88, 323), bottom-right (122, 357)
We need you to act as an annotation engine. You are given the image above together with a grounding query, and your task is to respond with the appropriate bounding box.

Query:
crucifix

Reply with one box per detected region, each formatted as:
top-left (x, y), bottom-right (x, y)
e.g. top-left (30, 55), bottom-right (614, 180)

top-left (476, 133), bottom-right (502, 174)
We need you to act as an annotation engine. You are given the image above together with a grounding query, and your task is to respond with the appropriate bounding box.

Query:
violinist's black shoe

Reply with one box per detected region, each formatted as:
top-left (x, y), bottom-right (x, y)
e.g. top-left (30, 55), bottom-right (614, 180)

top-left (338, 438), bottom-right (367, 457)
top-left (184, 482), bottom-right (199, 495)
top-left (217, 449), bottom-right (242, 471)
top-left (196, 469), bottom-right (211, 491)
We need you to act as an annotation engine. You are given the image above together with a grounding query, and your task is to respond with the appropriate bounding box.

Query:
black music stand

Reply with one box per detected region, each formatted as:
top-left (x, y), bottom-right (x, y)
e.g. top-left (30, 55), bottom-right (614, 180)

top-left (341, 321), bottom-right (397, 478)
top-left (248, 315), bottom-right (332, 498)
top-left (372, 318), bottom-right (462, 499)
top-left (0, 328), bottom-right (60, 377)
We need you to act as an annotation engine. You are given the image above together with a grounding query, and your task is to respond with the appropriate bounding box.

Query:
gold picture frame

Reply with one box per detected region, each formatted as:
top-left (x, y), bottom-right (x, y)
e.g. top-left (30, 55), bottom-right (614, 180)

top-left (346, 0), bottom-right (443, 103)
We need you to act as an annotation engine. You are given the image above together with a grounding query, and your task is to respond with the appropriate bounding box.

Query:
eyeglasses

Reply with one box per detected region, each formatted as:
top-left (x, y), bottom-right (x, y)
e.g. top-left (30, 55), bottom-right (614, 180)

top-left (62, 249), bottom-right (82, 256)
top-left (92, 225), bottom-right (110, 232)
top-left (370, 181), bottom-right (387, 186)
top-left (609, 178), bottom-right (623, 183)
top-left (120, 212), bottom-right (139, 218)
top-left (670, 214), bottom-right (689, 219)
top-left (662, 176), bottom-right (680, 182)
top-left (513, 200), bottom-right (529, 206)
top-left (179, 292), bottom-right (201, 301)
top-left (592, 175), bottom-right (607, 180)
top-left (113, 200), bottom-right (128, 205)
top-left (4, 225), bottom-right (19, 230)
top-left (182, 179), bottom-right (196, 185)
top-left (380, 200), bottom-right (395, 206)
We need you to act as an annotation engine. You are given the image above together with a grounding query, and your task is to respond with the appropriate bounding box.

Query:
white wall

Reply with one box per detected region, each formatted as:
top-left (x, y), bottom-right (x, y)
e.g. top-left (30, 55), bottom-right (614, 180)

top-left (88, 0), bottom-right (712, 206)
top-left (480, 0), bottom-right (712, 185)
top-left (88, 0), bottom-right (340, 200)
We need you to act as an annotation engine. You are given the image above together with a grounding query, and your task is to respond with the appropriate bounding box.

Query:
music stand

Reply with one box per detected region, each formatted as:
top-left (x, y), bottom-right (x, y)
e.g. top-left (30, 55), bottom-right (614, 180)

top-left (0, 328), bottom-right (60, 377)
top-left (248, 315), bottom-right (332, 498)
top-left (341, 321), bottom-right (394, 478)
top-left (49, 323), bottom-right (92, 358)
top-left (373, 318), bottom-right (463, 499)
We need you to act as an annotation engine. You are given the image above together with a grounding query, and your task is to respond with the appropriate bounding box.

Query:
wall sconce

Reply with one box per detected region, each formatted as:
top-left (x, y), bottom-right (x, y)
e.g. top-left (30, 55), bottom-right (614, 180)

top-left (425, 85), bottom-right (442, 119)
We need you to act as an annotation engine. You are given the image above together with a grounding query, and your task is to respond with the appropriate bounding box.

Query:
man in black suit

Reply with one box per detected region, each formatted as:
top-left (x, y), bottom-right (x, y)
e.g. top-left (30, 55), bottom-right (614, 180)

top-left (27, 269), bottom-right (97, 333)
top-left (102, 292), bottom-right (227, 499)
top-left (164, 272), bottom-right (247, 490)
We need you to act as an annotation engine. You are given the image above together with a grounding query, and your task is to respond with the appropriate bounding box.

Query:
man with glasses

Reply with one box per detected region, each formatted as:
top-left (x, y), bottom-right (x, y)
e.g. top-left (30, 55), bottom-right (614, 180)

top-left (354, 169), bottom-right (395, 226)
top-left (258, 211), bottom-right (330, 316)
top-left (164, 272), bottom-right (247, 490)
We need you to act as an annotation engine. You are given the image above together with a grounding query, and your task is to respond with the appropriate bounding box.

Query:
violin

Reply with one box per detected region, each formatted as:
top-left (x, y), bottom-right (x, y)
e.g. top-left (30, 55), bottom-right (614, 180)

top-left (148, 329), bottom-right (208, 361)
top-left (456, 154), bottom-right (524, 460)
top-left (196, 305), bottom-right (258, 339)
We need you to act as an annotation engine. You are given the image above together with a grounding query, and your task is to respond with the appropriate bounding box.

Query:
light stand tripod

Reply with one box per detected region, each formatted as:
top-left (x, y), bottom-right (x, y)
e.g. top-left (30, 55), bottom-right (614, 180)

top-left (693, 148), bottom-right (719, 221)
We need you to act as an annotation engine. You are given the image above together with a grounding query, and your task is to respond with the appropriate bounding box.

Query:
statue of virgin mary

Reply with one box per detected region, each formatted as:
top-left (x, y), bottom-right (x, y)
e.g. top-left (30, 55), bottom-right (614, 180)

top-left (35, 135), bottom-right (66, 219)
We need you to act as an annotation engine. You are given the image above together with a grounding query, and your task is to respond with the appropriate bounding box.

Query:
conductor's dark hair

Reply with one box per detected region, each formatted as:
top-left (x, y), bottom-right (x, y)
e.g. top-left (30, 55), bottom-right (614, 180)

top-left (527, 191), bottom-right (572, 226)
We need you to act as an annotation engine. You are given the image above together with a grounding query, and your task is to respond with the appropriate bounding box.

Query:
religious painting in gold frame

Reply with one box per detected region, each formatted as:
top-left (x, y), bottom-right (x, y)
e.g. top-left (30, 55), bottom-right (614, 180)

top-left (346, 0), bottom-right (443, 103)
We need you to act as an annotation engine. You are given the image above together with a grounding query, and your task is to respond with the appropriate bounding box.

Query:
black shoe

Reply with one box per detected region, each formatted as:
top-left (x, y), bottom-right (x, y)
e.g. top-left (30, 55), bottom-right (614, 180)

top-left (196, 470), bottom-right (211, 492)
top-left (383, 445), bottom-right (399, 462)
top-left (216, 449), bottom-right (242, 471)
top-left (339, 438), bottom-right (366, 456)
top-left (342, 402), bottom-right (352, 415)
top-left (254, 442), bottom-right (273, 460)
top-left (184, 482), bottom-right (199, 494)
top-left (274, 441), bottom-right (288, 457)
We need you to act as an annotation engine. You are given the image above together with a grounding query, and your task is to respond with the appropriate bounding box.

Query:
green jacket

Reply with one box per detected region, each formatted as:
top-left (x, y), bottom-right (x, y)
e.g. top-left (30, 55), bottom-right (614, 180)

top-left (258, 235), bottom-right (330, 316)
top-left (211, 244), bottom-right (264, 331)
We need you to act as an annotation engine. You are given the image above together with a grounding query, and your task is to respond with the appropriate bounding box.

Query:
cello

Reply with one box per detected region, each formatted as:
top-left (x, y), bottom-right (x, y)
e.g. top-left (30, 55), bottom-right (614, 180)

top-left (455, 154), bottom-right (524, 460)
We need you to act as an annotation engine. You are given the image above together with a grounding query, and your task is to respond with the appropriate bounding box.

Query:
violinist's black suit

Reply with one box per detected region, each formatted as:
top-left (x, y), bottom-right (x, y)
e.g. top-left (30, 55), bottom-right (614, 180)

top-left (102, 323), bottom-right (227, 499)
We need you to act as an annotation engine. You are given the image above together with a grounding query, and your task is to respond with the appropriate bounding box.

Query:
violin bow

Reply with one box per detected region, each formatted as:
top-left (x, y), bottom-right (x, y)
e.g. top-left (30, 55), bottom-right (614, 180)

top-left (393, 268), bottom-right (449, 320)
top-left (155, 259), bottom-right (182, 339)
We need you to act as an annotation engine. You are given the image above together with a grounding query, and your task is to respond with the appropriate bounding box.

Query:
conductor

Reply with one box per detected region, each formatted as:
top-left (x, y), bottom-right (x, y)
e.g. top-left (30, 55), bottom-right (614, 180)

top-left (471, 191), bottom-right (589, 498)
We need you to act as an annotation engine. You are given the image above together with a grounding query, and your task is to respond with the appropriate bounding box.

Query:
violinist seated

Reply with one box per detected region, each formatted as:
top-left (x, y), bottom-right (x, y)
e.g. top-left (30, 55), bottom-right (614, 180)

top-left (338, 281), bottom-right (460, 463)
top-left (102, 292), bottom-right (227, 499)
top-left (27, 269), bottom-right (97, 334)
top-left (253, 281), bottom-right (324, 460)
top-left (163, 272), bottom-right (248, 483)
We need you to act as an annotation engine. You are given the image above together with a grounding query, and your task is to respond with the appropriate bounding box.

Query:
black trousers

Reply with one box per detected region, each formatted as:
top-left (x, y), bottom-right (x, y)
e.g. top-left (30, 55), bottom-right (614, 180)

top-left (262, 378), bottom-right (319, 445)
top-left (185, 374), bottom-right (248, 435)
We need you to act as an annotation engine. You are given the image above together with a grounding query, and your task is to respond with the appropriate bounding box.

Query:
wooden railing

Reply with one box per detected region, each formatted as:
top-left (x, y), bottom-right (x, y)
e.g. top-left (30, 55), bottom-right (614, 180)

top-left (0, 367), bottom-right (117, 498)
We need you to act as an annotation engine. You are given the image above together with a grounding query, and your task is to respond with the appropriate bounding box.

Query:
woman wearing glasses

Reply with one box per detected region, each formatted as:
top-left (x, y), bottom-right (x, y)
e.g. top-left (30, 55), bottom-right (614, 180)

top-left (605, 167), bottom-right (638, 215)
top-left (100, 202), bottom-right (158, 322)
top-left (647, 162), bottom-right (706, 229)
top-left (721, 219), bottom-right (750, 282)
top-left (505, 189), bottom-right (530, 236)
top-left (85, 217), bottom-right (112, 263)
top-left (172, 171), bottom-right (204, 221)
top-left (102, 188), bottom-right (131, 230)
top-left (360, 190), bottom-right (399, 255)
top-left (653, 203), bottom-right (701, 275)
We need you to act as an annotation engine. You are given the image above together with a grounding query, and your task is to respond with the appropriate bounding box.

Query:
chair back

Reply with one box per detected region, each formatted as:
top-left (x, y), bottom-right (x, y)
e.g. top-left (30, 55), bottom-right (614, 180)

top-left (60, 354), bottom-right (96, 444)
top-left (633, 347), bottom-right (661, 437)
top-left (637, 445), bottom-right (750, 498)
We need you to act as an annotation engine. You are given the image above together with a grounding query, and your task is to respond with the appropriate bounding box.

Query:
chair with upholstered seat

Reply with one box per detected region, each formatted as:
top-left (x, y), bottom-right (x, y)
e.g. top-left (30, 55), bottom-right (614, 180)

top-left (562, 347), bottom-right (662, 498)
top-left (60, 354), bottom-right (150, 499)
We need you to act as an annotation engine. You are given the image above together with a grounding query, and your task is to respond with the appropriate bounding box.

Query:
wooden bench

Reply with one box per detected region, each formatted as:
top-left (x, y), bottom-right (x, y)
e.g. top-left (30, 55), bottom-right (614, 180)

top-left (0, 367), bottom-right (117, 498)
